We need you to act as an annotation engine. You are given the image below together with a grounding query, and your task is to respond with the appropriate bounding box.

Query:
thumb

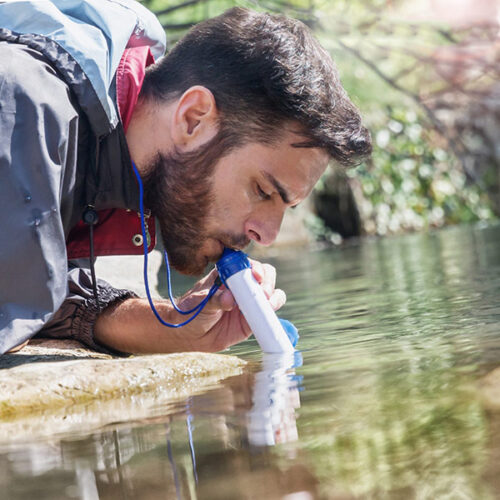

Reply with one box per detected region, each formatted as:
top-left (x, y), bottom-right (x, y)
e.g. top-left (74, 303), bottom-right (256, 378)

top-left (205, 287), bottom-right (237, 312)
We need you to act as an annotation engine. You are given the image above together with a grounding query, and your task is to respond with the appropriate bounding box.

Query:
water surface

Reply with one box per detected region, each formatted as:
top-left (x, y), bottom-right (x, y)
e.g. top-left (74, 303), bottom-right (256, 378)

top-left (2, 223), bottom-right (500, 499)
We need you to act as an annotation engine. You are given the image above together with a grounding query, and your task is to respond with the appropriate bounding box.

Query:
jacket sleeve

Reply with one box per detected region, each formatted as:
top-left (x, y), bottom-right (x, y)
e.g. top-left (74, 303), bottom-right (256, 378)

top-left (38, 265), bottom-right (137, 354)
top-left (0, 43), bottom-right (136, 354)
top-left (0, 43), bottom-right (76, 354)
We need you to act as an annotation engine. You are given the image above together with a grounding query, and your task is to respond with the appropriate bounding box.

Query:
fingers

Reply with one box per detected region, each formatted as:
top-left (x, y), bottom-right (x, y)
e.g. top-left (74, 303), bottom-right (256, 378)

top-left (249, 259), bottom-right (264, 282)
top-left (269, 288), bottom-right (286, 311)
top-left (250, 260), bottom-right (276, 298)
top-left (204, 288), bottom-right (236, 312)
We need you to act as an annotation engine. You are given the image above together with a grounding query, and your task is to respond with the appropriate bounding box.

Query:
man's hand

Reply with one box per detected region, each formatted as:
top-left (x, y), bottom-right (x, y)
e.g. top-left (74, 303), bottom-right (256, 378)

top-left (94, 260), bottom-right (286, 354)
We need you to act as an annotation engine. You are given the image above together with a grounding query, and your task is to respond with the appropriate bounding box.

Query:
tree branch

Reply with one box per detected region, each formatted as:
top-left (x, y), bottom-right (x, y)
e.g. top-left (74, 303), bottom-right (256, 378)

top-left (336, 38), bottom-right (480, 183)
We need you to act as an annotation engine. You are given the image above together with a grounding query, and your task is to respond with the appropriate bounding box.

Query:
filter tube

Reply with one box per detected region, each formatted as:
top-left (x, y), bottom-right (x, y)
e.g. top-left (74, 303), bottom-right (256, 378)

top-left (216, 249), bottom-right (295, 354)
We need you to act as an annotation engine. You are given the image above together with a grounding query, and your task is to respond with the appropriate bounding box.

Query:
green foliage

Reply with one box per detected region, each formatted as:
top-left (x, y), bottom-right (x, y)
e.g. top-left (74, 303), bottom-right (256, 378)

top-left (314, 2), bottom-right (498, 236)
top-left (353, 105), bottom-right (495, 235)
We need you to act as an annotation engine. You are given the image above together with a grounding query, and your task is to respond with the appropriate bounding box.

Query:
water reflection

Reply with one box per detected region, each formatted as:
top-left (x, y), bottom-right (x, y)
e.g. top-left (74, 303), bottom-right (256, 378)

top-left (0, 351), bottom-right (310, 499)
top-left (1, 223), bottom-right (500, 499)
top-left (247, 352), bottom-right (302, 447)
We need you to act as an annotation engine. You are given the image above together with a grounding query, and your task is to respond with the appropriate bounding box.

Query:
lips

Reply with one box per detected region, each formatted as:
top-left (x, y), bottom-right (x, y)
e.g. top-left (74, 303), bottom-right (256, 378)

top-left (216, 239), bottom-right (225, 258)
top-left (203, 240), bottom-right (224, 265)
top-left (209, 236), bottom-right (250, 263)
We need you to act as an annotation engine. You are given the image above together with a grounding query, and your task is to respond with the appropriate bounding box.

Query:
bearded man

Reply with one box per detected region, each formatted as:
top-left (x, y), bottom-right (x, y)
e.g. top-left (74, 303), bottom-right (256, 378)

top-left (0, 0), bottom-right (371, 355)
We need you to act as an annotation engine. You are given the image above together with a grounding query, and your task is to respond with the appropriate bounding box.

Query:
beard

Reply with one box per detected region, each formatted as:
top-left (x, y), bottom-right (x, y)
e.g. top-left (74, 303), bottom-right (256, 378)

top-left (142, 137), bottom-right (250, 276)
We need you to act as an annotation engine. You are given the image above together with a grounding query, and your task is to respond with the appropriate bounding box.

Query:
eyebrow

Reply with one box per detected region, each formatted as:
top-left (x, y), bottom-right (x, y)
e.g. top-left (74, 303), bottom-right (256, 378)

top-left (263, 172), bottom-right (292, 205)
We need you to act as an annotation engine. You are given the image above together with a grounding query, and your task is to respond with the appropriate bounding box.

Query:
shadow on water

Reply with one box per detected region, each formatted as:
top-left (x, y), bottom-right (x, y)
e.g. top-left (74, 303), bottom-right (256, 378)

top-left (1, 223), bottom-right (500, 499)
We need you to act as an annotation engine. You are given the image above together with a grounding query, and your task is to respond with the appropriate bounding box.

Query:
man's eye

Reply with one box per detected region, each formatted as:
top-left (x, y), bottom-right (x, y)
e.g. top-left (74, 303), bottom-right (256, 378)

top-left (257, 184), bottom-right (271, 201)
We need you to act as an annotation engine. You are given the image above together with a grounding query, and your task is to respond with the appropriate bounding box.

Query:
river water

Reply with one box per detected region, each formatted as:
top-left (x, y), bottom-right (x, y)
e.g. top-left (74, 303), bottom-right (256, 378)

top-left (1, 223), bottom-right (500, 499)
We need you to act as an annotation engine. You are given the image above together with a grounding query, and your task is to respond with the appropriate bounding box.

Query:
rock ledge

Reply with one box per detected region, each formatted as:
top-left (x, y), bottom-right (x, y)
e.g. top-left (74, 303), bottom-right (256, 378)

top-left (0, 340), bottom-right (245, 441)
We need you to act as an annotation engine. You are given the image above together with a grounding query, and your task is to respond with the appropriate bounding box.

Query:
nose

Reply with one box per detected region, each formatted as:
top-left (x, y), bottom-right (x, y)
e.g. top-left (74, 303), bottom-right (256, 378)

top-left (245, 210), bottom-right (284, 246)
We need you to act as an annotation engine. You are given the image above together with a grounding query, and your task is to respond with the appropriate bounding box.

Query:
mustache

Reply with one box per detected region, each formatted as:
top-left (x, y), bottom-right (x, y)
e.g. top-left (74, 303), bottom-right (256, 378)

top-left (219, 232), bottom-right (251, 251)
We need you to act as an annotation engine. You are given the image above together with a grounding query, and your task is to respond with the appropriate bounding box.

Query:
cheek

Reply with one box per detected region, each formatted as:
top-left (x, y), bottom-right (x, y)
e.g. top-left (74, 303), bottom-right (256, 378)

top-left (210, 167), bottom-right (254, 225)
top-left (214, 189), bottom-right (253, 220)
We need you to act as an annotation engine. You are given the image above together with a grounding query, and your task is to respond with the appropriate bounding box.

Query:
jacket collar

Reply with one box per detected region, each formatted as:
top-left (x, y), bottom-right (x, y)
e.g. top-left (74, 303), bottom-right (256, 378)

top-left (116, 46), bottom-right (155, 132)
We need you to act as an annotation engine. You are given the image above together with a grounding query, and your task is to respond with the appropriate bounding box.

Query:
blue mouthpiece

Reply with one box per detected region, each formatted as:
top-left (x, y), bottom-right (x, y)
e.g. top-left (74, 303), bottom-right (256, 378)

top-left (216, 248), bottom-right (251, 284)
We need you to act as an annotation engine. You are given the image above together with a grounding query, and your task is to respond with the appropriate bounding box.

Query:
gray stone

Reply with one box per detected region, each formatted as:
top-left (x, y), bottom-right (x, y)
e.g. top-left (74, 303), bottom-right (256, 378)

top-left (0, 339), bottom-right (245, 442)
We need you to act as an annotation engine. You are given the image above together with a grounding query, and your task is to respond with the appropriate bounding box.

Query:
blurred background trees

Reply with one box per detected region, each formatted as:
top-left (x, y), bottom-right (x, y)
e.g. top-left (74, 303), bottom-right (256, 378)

top-left (141, 0), bottom-right (500, 242)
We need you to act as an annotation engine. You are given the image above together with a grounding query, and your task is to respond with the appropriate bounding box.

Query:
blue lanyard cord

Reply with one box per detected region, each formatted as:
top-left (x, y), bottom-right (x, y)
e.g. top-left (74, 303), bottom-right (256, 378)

top-left (163, 250), bottom-right (220, 315)
top-left (132, 161), bottom-right (220, 328)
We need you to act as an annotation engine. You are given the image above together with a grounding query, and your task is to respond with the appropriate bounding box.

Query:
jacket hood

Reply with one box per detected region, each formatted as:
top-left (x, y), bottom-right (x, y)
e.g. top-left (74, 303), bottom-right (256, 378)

top-left (0, 0), bottom-right (166, 136)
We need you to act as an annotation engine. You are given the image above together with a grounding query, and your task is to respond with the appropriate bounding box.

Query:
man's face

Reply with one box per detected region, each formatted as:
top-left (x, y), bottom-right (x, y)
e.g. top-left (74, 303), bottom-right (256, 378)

top-left (144, 129), bottom-right (329, 275)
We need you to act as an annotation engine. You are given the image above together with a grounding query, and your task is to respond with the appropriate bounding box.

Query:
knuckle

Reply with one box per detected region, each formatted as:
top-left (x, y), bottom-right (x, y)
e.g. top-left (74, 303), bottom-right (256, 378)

top-left (263, 263), bottom-right (276, 275)
top-left (271, 289), bottom-right (286, 308)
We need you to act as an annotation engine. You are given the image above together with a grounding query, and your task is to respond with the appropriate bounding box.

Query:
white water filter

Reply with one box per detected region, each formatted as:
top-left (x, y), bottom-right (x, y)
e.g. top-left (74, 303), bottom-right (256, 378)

top-left (216, 249), bottom-right (296, 354)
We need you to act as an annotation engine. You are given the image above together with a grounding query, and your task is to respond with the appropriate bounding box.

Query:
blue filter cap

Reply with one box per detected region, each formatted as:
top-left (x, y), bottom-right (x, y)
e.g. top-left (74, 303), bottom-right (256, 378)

top-left (216, 248), bottom-right (250, 284)
top-left (279, 318), bottom-right (299, 347)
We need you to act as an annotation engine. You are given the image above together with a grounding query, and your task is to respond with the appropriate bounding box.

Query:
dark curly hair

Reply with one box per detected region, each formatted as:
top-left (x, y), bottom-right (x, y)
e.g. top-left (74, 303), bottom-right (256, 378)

top-left (141, 7), bottom-right (372, 167)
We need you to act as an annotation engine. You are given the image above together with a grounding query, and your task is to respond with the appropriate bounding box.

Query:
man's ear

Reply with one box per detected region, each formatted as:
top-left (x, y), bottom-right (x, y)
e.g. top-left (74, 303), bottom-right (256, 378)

top-left (171, 86), bottom-right (219, 150)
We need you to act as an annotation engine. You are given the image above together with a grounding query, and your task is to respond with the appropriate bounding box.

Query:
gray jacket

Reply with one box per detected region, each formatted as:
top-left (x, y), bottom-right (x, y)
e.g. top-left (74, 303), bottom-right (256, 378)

top-left (0, 0), bottom-right (166, 353)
